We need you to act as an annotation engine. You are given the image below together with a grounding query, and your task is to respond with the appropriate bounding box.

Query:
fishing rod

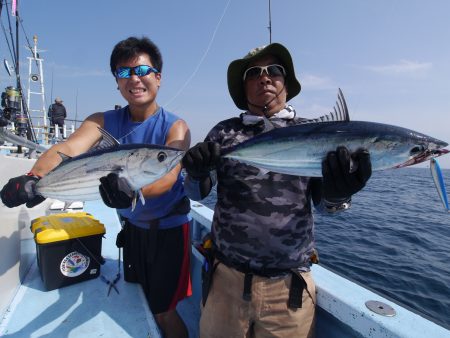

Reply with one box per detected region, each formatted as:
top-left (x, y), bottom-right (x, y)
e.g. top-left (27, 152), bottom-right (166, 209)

top-left (74, 89), bottom-right (78, 129)
top-left (65, 118), bottom-right (84, 124)
top-left (1, 0), bottom-right (17, 66)
top-left (49, 67), bottom-right (54, 105)
top-left (268, 0), bottom-right (272, 44)
top-left (12, 0), bottom-right (38, 143)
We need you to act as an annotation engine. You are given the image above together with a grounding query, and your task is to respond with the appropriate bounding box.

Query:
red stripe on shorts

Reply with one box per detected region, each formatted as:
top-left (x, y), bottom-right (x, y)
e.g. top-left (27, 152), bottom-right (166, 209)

top-left (168, 222), bottom-right (192, 310)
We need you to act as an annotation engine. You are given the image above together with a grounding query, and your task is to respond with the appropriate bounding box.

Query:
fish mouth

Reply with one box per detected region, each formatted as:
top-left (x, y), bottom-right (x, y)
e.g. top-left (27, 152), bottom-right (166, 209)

top-left (396, 148), bottom-right (450, 168)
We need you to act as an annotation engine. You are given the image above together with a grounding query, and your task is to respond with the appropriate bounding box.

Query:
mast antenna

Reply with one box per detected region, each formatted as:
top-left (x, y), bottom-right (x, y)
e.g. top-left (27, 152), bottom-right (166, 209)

top-left (268, 0), bottom-right (272, 43)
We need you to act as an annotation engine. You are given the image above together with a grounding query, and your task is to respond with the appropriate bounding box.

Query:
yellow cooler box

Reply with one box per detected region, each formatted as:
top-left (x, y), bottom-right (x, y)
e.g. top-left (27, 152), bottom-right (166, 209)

top-left (31, 212), bottom-right (106, 291)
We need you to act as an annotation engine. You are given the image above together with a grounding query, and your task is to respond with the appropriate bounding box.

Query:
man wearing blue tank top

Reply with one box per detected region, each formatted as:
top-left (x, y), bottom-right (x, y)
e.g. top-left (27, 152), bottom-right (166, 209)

top-left (0, 37), bottom-right (191, 338)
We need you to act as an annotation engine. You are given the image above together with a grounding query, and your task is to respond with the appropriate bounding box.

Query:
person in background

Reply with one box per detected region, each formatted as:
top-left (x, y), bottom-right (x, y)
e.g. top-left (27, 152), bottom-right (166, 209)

top-left (48, 97), bottom-right (67, 138)
top-left (182, 43), bottom-right (372, 337)
top-left (114, 104), bottom-right (122, 110)
top-left (1, 36), bottom-right (191, 338)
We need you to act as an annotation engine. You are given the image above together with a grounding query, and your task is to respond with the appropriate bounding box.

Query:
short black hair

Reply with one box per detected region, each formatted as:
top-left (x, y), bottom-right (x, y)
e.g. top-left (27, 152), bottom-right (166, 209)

top-left (110, 36), bottom-right (163, 76)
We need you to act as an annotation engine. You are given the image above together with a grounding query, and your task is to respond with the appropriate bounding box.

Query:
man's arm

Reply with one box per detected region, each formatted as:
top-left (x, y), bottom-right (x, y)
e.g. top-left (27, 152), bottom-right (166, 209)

top-left (47, 104), bottom-right (53, 118)
top-left (30, 113), bottom-right (104, 177)
top-left (140, 119), bottom-right (191, 197)
top-left (1, 113), bottom-right (104, 208)
top-left (182, 142), bottom-right (221, 201)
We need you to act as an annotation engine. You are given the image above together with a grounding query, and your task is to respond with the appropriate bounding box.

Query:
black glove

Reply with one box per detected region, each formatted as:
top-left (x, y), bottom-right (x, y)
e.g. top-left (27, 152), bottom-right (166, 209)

top-left (99, 173), bottom-right (134, 209)
top-left (182, 142), bottom-right (221, 179)
top-left (0, 174), bottom-right (46, 208)
top-left (322, 146), bottom-right (372, 201)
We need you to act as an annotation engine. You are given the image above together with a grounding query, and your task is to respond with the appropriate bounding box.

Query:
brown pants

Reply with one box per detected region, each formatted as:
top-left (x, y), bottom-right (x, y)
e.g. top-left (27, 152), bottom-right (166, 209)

top-left (200, 263), bottom-right (316, 338)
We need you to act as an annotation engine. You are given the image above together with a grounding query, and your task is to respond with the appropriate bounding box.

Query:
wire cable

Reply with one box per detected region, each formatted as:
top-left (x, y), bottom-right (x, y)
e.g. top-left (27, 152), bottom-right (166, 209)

top-left (18, 14), bottom-right (40, 69)
top-left (164, 0), bottom-right (232, 109)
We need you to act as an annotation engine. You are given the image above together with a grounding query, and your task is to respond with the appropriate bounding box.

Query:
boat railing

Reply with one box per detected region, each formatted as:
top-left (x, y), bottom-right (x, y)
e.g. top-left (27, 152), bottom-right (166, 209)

top-left (188, 201), bottom-right (450, 338)
top-left (31, 122), bottom-right (76, 143)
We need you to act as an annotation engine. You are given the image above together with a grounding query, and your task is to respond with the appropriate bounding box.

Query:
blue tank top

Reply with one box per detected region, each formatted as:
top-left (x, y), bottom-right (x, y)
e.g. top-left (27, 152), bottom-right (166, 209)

top-left (103, 106), bottom-right (189, 229)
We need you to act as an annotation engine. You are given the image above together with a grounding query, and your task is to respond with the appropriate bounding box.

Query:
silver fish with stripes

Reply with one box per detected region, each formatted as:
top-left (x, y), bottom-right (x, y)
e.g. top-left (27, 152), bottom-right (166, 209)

top-left (36, 128), bottom-right (184, 204)
top-left (223, 89), bottom-right (449, 177)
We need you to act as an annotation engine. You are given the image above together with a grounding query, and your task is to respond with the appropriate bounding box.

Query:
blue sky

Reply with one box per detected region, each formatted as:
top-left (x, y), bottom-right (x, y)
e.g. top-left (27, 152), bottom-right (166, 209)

top-left (1, 0), bottom-right (449, 167)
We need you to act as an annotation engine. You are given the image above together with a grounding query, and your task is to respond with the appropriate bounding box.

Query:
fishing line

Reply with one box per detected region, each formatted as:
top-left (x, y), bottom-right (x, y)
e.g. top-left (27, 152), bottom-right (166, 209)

top-left (114, 106), bottom-right (157, 143)
top-left (1, 1), bottom-right (17, 65)
top-left (18, 15), bottom-right (40, 69)
top-left (163, 0), bottom-right (232, 109)
top-left (106, 1), bottom-right (232, 143)
top-left (0, 20), bottom-right (16, 66)
top-left (116, 0), bottom-right (232, 142)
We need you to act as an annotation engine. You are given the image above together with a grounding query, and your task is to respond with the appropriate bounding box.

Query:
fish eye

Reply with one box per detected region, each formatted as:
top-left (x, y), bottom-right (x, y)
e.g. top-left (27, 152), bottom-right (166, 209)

top-left (157, 151), bottom-right (167, 162)
top-left (410, 145), bottom-right (425, 156)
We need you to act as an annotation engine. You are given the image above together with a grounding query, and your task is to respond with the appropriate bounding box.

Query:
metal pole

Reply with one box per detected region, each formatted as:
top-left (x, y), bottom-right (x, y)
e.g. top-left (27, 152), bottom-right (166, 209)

top-left (50, 67), bottom-right (54, 104)
top-left (15, 0), bottom-right (19, 88)
top-left (268, 0), bottom-right (272, 44)
top-left (75, 89), bottom-right (79, 129)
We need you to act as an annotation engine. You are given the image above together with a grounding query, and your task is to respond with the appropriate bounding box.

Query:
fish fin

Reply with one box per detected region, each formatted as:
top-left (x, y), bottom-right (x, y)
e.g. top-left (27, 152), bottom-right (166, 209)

top-left (303, 88), bottom-right (350, 124)
top-left (88, 127), bottom-right (121, 152)
top-left (131, 194), bottom-right (137, 212)
top-left (98, 127), bottom-right (120, 147)
top-left (430, 158), bottom-right (450, 212)
top-left (63, 202), bottom-right (71, 211)
top-left (255, 168), bottom-right (271, 177)
top-left (138, 190), bottom-right (146, 206)
top-left (130, 190), bottom-right (145, 212)
top-left (57, 151), bottom-right (72, 161)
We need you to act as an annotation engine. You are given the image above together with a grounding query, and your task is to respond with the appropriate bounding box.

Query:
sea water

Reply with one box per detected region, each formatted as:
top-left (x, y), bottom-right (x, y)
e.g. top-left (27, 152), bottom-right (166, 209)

top-left (199, 168), bottom-right (450, 329)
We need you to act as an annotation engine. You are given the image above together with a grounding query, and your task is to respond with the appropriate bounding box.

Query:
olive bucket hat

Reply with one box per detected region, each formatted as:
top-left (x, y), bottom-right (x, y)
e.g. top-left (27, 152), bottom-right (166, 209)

top-left (227, 43), bottom-right (301, 110)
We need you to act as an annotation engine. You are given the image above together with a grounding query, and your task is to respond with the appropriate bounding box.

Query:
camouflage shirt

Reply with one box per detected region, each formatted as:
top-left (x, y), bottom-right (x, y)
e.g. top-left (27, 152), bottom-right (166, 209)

top-left (205, 111), bottom-right (318, 271)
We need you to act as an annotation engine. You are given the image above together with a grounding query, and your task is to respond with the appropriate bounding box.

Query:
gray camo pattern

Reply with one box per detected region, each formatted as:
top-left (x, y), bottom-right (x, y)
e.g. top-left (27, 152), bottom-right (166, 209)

top-left (206, 115), bottom-right (317, 271)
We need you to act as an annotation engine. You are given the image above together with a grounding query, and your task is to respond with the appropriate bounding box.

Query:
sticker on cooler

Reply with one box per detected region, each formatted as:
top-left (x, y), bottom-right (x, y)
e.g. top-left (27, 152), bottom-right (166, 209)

top-left (60, 251), bottom-right (90, 277)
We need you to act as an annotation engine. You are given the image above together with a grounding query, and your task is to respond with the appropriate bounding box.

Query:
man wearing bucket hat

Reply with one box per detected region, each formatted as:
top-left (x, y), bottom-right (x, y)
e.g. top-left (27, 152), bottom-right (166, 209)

top-left (183, 43), bottom-right (372, 337)
top-left (48, 97), bottom-right (67, 138)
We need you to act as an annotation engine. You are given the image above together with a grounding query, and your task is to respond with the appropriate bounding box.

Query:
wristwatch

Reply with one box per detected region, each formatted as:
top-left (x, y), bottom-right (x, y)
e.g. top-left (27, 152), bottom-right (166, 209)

top-left (323, 198), bottom-right (352, 213)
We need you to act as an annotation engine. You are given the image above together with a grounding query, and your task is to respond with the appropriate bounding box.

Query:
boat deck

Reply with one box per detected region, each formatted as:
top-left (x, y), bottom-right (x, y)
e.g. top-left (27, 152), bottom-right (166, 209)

top-left (0, 200), bottom-right (164, 338)
top-left (1, 197), bottom-right (449, 337)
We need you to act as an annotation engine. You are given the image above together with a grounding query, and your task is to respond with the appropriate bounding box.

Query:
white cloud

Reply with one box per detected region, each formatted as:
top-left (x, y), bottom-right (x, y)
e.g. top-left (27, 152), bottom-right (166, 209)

top-left (46, 63), bottom-right (109, 78)
top-left (67, 70), bottom-right (108, 78)
top-left (364, 60), bottom-right (432, 75)
top-left (299, 73), bottom-right (335, 90)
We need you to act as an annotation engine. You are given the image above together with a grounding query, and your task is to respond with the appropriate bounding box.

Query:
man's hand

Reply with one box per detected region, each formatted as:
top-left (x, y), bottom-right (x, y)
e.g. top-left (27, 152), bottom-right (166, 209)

top-left (0, 174), bottom-right (45, 208)
top-left (182, 142), bottom-right (221, 179)
top-left (99, 173), bottom-right (134, 209)
top-left (322, 146), bottom-right (372, 201)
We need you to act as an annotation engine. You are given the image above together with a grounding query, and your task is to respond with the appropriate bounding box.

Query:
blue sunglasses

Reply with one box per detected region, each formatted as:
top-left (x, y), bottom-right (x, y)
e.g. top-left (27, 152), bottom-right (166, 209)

top-left (115, 65), bottom-right (159, 79)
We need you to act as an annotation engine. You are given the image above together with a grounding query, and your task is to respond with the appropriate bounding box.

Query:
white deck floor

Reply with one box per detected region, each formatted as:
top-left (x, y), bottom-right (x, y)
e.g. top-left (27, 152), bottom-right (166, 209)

top-left (0, 200), bottom-right (162, 338)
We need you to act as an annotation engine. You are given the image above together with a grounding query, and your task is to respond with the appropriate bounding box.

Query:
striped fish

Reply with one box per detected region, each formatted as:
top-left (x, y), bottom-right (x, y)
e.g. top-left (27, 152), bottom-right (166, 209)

top-left (222, 90), bottom-right (449, 177)
top-left (36, 128), bottom-right (184, 205)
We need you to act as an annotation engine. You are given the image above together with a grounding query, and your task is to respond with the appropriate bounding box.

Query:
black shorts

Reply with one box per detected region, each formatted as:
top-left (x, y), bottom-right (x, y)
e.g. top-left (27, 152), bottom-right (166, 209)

top-left (121, 221), bottom-right (192, 314)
